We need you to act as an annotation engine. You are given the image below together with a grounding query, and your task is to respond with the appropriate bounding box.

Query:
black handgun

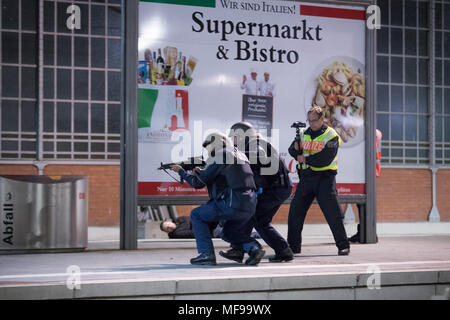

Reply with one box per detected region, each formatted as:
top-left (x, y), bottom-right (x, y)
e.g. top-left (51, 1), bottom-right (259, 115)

top-left (291, 121), bottom-right (307, 143)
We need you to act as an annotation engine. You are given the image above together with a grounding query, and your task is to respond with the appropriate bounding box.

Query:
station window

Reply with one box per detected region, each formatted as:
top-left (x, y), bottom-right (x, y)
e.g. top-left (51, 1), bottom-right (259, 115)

top-left (0, 0), bottom-right (121, 161)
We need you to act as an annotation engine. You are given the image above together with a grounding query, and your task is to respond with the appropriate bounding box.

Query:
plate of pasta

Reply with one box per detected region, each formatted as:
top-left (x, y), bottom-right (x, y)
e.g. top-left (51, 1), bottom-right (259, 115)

top-left (304, 57), bottom-right (365, 148)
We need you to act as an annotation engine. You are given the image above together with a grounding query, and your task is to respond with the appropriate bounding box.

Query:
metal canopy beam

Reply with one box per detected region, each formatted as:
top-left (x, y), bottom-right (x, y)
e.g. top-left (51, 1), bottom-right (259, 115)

top-left (120, 0), bottom-right (138, 250)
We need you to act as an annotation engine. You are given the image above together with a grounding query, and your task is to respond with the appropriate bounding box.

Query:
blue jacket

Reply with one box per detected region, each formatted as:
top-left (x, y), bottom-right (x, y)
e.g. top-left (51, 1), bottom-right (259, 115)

top-left (178, 146), bottom-right (257, 213)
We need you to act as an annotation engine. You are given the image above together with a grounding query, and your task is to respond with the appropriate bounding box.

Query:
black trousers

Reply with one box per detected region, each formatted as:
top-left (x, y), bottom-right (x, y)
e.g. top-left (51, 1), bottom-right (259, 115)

top-left (287, 172), bottom-right (349, 251)
top-left (230, 186), bottom-right (292, 254)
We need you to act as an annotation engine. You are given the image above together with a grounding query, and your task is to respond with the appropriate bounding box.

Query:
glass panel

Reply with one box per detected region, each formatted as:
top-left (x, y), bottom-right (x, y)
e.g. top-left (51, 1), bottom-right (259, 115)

top-left (436, 116), bottom-right (443, 142)
top-left (377, 56), bottom-right (389, 82)
top-left (108, 143), bottom-right (120, 153)
top-left (2, 141), bottom-right (18, 151)
top-left (377, 113), bottom-right (390, 140)
top-left (405, 29), bottom-right (417, 55)
top-left (405, 115), bottom-right (417, 141)
top-left (57, 69), bottom-right (71, 99)
top-left (445, 4), bottom-right (450, 30)
top-left (2, 32), bottom-right (18, 63)
top-left (435, 3), bottom-right (442, 29)
top-left (405, 58), bottom-right (417, 84)
top-left (108, 39), bottom-right (121, 68)
top-left (57, 36), bottom-right (72, 66)
top-left (2, 0), bottom-right (19, 29)
top-left (56, 102), bottom-right (71, 133)
top-left (1, 100), bottom-right (18, 131)
top-left (91, 5), bottom-right (105, 35)
top-left (391, 85), bottom-right (403, 112)
top-left (445, 88), bottom-right (450, 115)
top-left (405, 86), bottom-right (417, 113)
top-left (1, 66), bottom-right (19, 97)
top-left (391, 148), bottom-right (403, 157)
top-left (419, 149), bottom-right (428, 158)
top-left (74, 4), bottom-right (89, 35)
top-left (74, 37), bottom-right (89, 67)
top-left (405, 149), bottom-right (417, 158)
top-left (22, 33), bottom-right (37, 65)
top-left (435, 59), bottom-right (442, 85)
top-left (44, 68), bottom-right (54, 99)
top-left (74, 70), bottom-right (89, 100)
top-left (418, 30), bottom-right (427, 56)
top-left (405, 0), bottom-right (417, 27)
top-left (418, 87), bottom-right (428, 114)
top-left (75, 143), bottom-right (88, 152)
top-left (445, 117), bottom-right (450, 142)
top-left (91, 38), bottom-right (105, 68)
top-left (91, 143), bottom-right (105, 152)
top-left (57, 142), bottom-right (71, 152)
top-left (56, 2), bottom-right (71, 34)
top-left (436, 31), bottom-right (442, 57)
top-left (44, 142), bottom-right (54, 152)
top-left (91, 104), bottom-right (105, 133)
top-left (44, 35), bottom-right (54, 65)
top-left (390, 0), bottom-right (403, 26)
top-left (43, 102), bottom-right (54, 132)
top-left (377, 85), bottom-right (389, 111)
top-left (22, 141), bottom-right (36, 152)
top-left (44, 1), bottom-right (54, 32)
top-left (435, 87), bottom-right (442, 114)
top-left (108, 7), bottom-right (121, 36)
top-left (445, 32), bottom-right (450, 57)
top-left (378, 0), bottom-right (389, 25)
top-left (391, 114), bottom-right (403, 140)
top-left (418, 59), bottom-right (428, 85)
top-left (108, 71), bottom-right (121, 101)
top-left (74, 103), bottom-right (89, 133)
top-left (391, 28), bottom-right (403, 54)
top-left (391, 57), bottom-right (403, 83)
top-left (107, 104), bottom-right (120, 134)
top-left (444, 60), bottom-right (450, 86)
top-left (21, 67), bottom-right (37, 99)
top-left (91, 71), bottom-right (105, 101)
top-left (21, 0), bottom-right (37, 31)
top-left (419, 115), bottom-right (428, 142)
top-left (21, 101), bottom-right (36, 132)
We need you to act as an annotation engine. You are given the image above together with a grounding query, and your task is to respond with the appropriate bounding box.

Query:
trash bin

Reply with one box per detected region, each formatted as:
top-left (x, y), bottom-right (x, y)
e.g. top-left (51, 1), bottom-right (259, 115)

top-left (0, 175), bottom-right (88, 253)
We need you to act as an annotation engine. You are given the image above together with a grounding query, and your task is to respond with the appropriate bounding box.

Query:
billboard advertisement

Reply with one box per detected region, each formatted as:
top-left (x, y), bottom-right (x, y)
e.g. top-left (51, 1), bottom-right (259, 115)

top-left (137, 0), bottom-right (366, 196)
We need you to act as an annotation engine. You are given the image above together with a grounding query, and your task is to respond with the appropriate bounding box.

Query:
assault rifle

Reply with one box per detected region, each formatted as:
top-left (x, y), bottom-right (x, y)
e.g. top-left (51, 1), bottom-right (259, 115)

top-left (157, 156), bottom-right (206, 184)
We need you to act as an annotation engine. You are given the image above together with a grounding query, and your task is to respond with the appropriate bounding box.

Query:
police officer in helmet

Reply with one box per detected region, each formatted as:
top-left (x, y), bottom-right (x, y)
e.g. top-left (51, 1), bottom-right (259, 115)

top-left (219, 122), bottom-right (295, 263)
top-left (170, 131), bottom-right (265, 266)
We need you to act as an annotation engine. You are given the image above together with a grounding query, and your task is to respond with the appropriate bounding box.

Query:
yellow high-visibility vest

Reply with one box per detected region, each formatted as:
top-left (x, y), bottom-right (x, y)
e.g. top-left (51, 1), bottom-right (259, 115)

top-left (297, 126), bottom-right (341, 171)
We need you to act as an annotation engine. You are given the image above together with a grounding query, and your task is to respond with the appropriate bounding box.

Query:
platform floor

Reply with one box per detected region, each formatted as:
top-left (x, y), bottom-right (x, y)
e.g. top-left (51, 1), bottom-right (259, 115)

top-left (0, 235), bottom-right (450, 299)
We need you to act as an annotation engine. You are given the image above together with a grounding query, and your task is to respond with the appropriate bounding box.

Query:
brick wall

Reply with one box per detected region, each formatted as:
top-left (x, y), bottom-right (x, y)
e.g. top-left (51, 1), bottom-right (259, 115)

top-left (1, 164), bottom-right (449, 225)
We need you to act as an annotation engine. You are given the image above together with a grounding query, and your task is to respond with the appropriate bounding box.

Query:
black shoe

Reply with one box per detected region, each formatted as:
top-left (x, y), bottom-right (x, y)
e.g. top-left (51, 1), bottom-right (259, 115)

top-left (269, 247), bottom-right (294, 263)
top-left (348, 232), bottom-right (360, 243)
top-left (219, 248), bottom-right (244, 263)
top-left (338, 248), bottom-right (350, 256)
top-left (290, 246), bottom-right (301, 254)
top-left (190, 253), bottom-right (217, 265)
top-left (245, 246), bottom-right (266, 266)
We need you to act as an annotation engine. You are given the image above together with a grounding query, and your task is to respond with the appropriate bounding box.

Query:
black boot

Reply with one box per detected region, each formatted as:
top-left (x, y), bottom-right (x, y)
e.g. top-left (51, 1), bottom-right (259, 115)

top-left (190, 253), bottom-right (216, 266)
top-left (245, 246), bottom-right (266, 266)
top-left (348, 224), bottom-right (360, 243)
top-left (338, 247), bottom-right (350, 256)
top-left (269, 247), bottom-right (294, 263)
top-left (219, 248), bottom-right (245, 263)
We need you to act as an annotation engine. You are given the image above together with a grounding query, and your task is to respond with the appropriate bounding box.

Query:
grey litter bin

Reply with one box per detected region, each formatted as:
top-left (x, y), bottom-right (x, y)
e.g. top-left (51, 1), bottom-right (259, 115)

top-left (0, 175), bottom-right (88, 253)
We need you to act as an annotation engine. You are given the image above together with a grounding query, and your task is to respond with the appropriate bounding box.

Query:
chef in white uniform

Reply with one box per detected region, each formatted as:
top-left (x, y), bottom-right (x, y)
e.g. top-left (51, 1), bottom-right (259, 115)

top-left (258, 72), bottom-right (275, 97)
top-left (240, 68), bottom-right (259, 95)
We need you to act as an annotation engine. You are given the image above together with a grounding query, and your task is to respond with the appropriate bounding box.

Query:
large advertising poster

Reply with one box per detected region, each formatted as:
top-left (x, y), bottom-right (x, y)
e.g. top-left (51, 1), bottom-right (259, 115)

top-left (138, 0), bottom-right (366, 196)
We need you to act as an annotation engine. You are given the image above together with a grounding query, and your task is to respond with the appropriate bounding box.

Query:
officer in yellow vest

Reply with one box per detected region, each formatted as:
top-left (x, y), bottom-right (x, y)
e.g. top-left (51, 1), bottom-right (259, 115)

top-left (287, 106), bottom-right (350, 255)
